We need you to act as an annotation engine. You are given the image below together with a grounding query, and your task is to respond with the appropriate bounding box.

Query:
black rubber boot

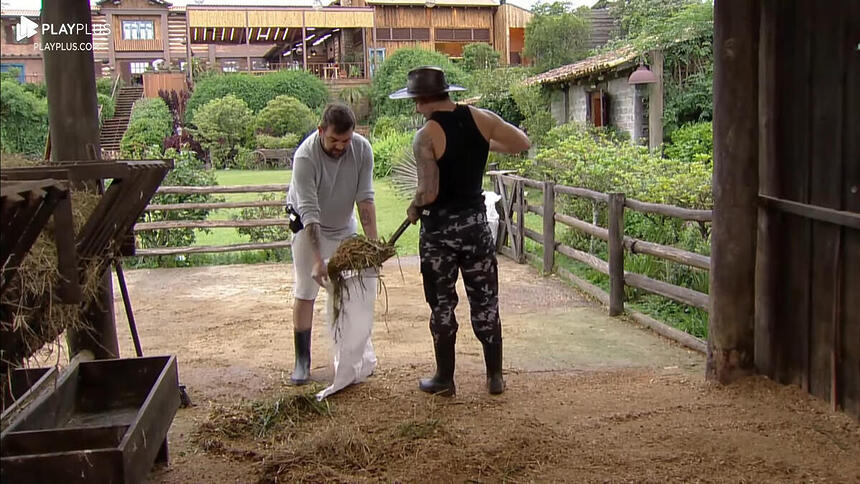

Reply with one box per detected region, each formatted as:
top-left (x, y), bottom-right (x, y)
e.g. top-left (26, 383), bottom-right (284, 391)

top-left (290, 330), bottom-right (312, 385)
top-left (482, 341), bottom-right (505, 395)
top-left (419, 337), bottom-right (456, 397)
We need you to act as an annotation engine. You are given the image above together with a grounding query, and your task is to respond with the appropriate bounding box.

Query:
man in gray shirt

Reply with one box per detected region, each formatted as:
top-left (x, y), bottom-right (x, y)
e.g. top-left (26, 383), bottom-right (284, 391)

top-left (286, 103), bottom-right (377, 384)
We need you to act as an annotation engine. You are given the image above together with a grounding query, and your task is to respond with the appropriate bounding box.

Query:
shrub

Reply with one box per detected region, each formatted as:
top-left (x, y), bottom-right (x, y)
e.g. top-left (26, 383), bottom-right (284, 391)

top-left (462, 42), bottom-right (500, 72)
top-left (254, 95), bottom-right (316, 138)
top-left (98, 93), bottom-right (115, 120)
top-left (664, 121), bottom-right (713, 164)
top-left (137, 148), bottom-right (220, 254)
top-left (0, 77), bottom-right (48, 156)
top-left (255, 133), bottom-right (300, 150)
top-left (511, 83), bottom-right (554, 142)
top-left (186, 70), bottom-right (328, 121)
top-left (370, 114), bottom-right (416, 141)
top-left (120, 98), bottom-right (172, 159)
top-left (159, 88), bottom-right (191, 131)
top-left (22, 82), bottom-right (47, 99)
top-left (473, 67), bottom-right (529, 126)
top-left (371, 131), bottom-right (412, 179)
top-left (191, 94), bottom-right (253, 168)
top-left (96, 76), bottom-right (121, 97)
top-left (370, 48), bottom-right (471, 120)
top-left (163, 130), bottom-right (205, 161)
top-left (234, 193), bottom-right (291, 261)
top-left (532, 122), bottom-right (712, 209)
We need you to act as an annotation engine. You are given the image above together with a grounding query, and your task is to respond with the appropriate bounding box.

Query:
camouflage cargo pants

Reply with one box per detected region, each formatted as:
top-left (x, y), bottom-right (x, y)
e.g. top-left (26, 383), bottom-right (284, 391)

top-left (419, 208), bottom-right (501, 345)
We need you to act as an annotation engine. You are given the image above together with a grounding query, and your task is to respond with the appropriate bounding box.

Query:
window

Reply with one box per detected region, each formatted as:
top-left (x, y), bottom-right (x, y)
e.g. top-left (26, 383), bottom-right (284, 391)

top-left (129, 61), bottom-right (149, 74)
top-left (586, 91), bottom-right (610, 127)
top-left (5, 23), bottom-right (36, 45)
top-left (368, 48), bottom-right (385, 76)
top-left (435, 28), bottom-right (490, 42)
top-left (375, 28), bottom-right (430, 42)
top-left (221, 60), bottom-right (239, 72)
top-left (122, 20), bottom-right (155, 41)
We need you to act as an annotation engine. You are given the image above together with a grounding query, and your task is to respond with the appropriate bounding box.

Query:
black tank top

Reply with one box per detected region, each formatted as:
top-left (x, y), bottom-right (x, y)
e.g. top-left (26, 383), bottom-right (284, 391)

top-left (426, 105), bottom-right (490, 212)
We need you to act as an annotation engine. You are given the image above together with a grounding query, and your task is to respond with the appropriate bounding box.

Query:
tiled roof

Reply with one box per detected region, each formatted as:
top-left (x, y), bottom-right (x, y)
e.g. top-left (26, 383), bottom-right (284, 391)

top-left (0, 9), bottom-right (41, 17)
top-left (523, 45), bottom-right (638, 86)
top-left (365, 0), bottom-right (499, 6)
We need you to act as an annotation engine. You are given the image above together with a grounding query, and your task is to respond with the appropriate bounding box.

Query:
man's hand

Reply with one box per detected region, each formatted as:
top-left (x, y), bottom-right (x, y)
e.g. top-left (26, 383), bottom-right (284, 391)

top-left (312, 257), bottom-right (328, 287)
top-left (407, 202), bottom-right (420, 224)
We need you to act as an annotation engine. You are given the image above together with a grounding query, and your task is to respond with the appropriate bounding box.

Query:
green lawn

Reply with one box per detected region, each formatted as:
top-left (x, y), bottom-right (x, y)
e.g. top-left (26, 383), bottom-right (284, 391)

top-left (193, 169), bottom-right (418, 255)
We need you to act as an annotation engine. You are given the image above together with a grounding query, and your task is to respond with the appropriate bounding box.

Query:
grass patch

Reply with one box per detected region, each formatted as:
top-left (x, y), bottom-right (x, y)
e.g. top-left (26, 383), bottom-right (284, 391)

top-left (195, 385), bottom-right (332, 443)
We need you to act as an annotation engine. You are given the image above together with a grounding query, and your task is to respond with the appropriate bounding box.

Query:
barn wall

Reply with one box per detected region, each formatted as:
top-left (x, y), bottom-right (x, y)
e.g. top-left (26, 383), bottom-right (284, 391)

top-left (755, 0), bottom-right (859, 418)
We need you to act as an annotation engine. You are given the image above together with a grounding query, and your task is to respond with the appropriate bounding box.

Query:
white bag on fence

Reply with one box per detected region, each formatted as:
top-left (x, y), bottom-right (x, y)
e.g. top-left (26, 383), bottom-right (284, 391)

top-left (483, 190), bottom-right (502, 244)
top-left (316, 267), bottom-right (378, 400)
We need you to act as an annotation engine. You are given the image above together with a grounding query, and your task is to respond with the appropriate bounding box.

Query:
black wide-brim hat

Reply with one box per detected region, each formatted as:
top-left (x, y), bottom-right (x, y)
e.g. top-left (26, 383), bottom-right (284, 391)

top-left (389, 66), bottom-right (467, 99)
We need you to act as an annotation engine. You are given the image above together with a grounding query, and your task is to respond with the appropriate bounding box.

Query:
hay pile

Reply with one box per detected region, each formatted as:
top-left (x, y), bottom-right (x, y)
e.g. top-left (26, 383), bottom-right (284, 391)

top-left (0, 155), bottom-right (103, 373)
top-left (325, 235), bottom-right (396, 326)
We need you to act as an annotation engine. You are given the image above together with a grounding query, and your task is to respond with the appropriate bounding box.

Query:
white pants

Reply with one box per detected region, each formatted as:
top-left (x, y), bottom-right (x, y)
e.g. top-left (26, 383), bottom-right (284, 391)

top-left (291, 229), bottom-right (345, 300)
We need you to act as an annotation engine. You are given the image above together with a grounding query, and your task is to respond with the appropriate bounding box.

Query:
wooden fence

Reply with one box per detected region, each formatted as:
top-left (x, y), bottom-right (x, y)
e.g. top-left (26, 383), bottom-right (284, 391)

top-left (491, 172), bottom-right (712, 353)
top-left (134, 177), bottom-right (712, 351)
top-left (133, 184), bottom-right (291, 257)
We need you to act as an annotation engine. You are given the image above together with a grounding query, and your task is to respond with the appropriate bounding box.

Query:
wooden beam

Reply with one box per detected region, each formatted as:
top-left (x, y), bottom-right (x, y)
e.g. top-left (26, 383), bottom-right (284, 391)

top-left (145, 200), bottom-right (285, 212)
top-left (135, 218), bottom-right (289, 231)
top-left (707, 0), bottom-right (759, 383)
top-left (156, 184), bottom-right (289, 194)
top-left (135, 240), bottom-right (291, 257)
top-left (42, 0), bottom-right (118, 360)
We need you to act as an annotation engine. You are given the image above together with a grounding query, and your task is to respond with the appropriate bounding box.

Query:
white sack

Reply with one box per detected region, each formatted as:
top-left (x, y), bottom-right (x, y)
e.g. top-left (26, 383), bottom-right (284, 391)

top-left (316, 267), bottom-right (378, 400)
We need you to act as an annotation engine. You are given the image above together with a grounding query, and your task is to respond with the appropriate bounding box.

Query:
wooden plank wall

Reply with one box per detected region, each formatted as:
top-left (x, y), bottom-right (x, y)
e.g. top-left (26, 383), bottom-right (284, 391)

top-left (756, 0), bottom-right (859, 418)
top-left (373, 5), bottom-right (494, 54)
top-left (143, 73), bottom-right (187, 98)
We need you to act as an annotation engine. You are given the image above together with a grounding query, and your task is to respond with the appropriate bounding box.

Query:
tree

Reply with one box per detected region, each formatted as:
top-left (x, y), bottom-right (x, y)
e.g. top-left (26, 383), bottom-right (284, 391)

top-left (523, 2), bottom-right (591, 72)
top-left (369, 48), bottom-right (471, 120)
top-left (191, 94), bottom-right (254, 168)
top-left (462, 42), bottom-right (500, 72)
top-left (608, 0), bottom-right (709, 40)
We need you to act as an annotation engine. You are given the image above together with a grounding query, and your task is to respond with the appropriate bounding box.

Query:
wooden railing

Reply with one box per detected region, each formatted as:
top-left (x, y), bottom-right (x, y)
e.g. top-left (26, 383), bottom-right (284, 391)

top-left (251, 62), bottom-right (367, 79)
top-left (491, 172), bottom-right (712, 352)
top-left (133, 184), bottom-right (291, 257)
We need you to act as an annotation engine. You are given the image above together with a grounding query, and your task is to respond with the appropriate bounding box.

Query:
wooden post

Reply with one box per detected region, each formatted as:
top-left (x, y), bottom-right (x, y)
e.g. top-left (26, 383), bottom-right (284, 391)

top-left (43, 0), bottom-right (119, 360)
top-left (707, 0), bottom-right (759, 383)
top-left (608, 193), bottom-right (625, 316)
top-left (185, 12), bottom-right (193, 83)
top-left (245, 10), bottom-right (251, 73)
top-left (648, 50), bottom-right (664, 151)
top-left (542, 181), bottom-right (555, 274)
top-left (515, 179), bottom-right (525, 263)
top-left (302, 13), bottom-right (308, 72)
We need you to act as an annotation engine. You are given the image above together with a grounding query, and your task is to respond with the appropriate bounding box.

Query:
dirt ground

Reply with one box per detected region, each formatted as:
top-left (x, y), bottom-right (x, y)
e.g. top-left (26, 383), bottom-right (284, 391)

top-left (104, 257), bottom-right (858, 483)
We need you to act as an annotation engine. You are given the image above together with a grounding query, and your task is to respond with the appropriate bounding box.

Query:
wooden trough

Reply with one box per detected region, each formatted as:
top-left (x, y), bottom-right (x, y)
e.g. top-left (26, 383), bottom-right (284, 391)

top-left (0, 355), bottom-right (180, 484)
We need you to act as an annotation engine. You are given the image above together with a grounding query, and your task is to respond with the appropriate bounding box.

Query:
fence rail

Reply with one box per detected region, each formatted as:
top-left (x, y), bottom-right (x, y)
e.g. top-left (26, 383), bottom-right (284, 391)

top-left (491, 173), bottom-right (712, 353)
top-left (134, 184), bottom-right (291, 257)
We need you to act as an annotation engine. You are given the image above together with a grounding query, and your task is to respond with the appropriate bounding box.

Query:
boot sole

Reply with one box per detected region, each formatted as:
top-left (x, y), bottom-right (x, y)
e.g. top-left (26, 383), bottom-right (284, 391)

top-left (419, 383), bottom-right (456, 397)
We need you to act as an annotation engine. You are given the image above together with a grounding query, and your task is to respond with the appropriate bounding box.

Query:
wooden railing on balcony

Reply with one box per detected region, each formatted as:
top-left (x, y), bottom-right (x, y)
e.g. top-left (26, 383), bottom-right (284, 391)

top-left (251, 62), bottom-right (367, 79)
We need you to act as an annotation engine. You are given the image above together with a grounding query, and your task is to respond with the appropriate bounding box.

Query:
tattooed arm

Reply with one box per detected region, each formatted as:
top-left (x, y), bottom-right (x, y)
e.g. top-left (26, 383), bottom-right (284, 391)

top-left (407, 124), bottom-right (440, 223)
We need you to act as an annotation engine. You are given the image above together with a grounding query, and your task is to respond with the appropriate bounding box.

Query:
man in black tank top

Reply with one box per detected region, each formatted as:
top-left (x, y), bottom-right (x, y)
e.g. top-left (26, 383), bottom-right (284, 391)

top-left (390, 67), bottom-right (531, 396)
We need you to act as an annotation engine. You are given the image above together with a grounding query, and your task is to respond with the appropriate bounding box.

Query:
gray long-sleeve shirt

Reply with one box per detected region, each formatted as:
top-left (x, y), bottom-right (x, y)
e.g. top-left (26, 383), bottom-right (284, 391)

top-left (287, 130), bottom-right (374, 239)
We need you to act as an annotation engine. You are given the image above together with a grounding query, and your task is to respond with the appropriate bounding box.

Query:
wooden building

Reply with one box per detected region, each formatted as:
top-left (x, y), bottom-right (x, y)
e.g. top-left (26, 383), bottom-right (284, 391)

top-left (709, 0), bottom-right (858, 418)
top-left (354, 0), bottom-right (531, 66)
top-left (0, 10), bottom-right (46, 83)
top-left (3, 0), bottom-right (531, 88)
